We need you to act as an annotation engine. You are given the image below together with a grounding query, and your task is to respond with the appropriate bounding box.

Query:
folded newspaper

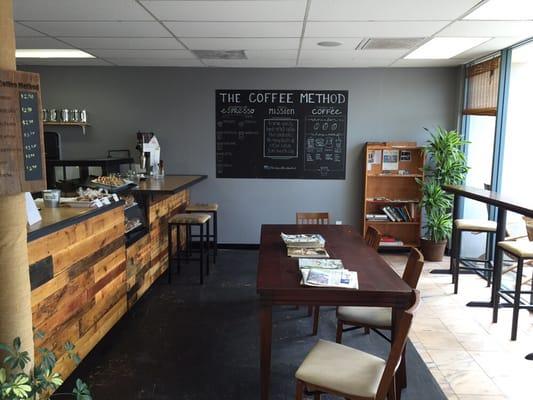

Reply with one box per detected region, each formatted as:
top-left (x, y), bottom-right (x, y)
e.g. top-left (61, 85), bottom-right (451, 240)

top-left (298, 259), bottom-right (344, 269)
top-left (301, 268), bottom-right (358, 289)
top-left (281, 233), bottom-right (325, 248)
top-left (288, 247), bottom-right (329, 258)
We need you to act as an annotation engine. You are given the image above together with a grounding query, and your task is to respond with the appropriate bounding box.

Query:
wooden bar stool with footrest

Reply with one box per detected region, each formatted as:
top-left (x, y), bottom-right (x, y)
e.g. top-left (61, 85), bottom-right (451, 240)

top-left (168, 213), bottom-right (211, 285)
top-left (186, 203), bottom-right (218, 264)
top-left (496, 219), bottom-right (533, 341)
top-left (295, 291), bottom-right (420, 400)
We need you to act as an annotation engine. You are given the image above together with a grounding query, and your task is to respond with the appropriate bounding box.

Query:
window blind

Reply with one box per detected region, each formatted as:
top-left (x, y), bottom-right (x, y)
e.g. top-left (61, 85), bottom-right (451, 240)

top-left (463, 57), bottom-right (500, 116)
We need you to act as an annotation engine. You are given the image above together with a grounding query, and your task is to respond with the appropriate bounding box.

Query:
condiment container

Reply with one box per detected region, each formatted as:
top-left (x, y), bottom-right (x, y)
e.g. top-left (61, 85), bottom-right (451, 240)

top-left (42, 189), bottom-right (61, 208)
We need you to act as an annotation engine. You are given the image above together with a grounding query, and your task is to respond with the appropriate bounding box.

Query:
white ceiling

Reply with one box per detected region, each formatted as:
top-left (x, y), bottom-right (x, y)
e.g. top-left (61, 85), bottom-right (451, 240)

top-left (13, 0), bottom-right (533, 68)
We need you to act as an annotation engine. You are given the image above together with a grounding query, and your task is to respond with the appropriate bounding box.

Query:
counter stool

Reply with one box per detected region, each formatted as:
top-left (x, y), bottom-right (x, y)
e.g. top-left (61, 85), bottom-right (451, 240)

top-left (496, 239), bottom-right (533, 340)
top-left (168, 213), bottom-right (211, 285)
top-left (451, 218), bottom-right (497, 294)
top-left (186, 203), bottom-right (218, 264)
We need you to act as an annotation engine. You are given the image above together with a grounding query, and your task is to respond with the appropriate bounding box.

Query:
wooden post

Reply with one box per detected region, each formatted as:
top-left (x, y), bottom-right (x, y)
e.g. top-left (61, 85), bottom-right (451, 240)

top-left (0, 0), bottom-right (35, 362)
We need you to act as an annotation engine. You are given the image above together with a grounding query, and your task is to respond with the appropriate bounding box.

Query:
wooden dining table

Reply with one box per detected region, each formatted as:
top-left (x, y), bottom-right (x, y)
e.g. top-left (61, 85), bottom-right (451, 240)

top-left (256, 224), bottom-right (414, 400)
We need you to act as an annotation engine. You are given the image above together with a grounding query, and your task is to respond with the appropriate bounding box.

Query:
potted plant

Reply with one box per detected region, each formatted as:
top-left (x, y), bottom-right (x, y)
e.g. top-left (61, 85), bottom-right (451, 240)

top-left (0, 336), bottom-right (91, 400)
top-left (417, 127), bottom-right (469, 261)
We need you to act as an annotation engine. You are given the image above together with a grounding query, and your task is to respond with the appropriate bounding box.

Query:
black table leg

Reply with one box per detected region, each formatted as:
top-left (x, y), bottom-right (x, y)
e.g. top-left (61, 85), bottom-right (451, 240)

top-left (491, 207), bottom-right (507, 322)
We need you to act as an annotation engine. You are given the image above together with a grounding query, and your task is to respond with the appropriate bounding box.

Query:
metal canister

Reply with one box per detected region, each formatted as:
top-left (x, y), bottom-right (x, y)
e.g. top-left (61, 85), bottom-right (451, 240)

top-left (61, 109), bottom-right (69, 122)
top-left (69, 109), bottom-right (80, 122)
top-left (80, 109), bottom-right (87, 123)
top-left (49, 108), bottom-right (58, 122)
top-left (42, 189), bottom-right (61, 208)
top-left (42, 109), bottom-right (48, 122)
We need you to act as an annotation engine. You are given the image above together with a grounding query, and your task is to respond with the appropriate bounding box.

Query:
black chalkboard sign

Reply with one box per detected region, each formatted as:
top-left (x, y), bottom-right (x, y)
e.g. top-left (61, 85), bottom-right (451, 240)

top-left (19, 91), bottom-right (43, 181)
top-left (216, 90), bottom-right (348, 179)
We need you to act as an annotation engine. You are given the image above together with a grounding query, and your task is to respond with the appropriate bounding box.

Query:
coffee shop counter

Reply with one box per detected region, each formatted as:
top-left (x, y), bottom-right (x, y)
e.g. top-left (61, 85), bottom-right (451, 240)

top-left (27, 174), bottom-right (207, 379)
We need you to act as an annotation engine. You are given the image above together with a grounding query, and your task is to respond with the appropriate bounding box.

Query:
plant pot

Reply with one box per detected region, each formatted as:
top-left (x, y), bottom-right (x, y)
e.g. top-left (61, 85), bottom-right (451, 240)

top-left (420, 238), bottom-right (447, 261)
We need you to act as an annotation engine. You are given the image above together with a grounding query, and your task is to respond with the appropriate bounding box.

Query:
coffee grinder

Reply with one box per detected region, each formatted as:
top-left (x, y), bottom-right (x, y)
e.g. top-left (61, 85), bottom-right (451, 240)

top-left (136, 131), bottom-right (161, 176)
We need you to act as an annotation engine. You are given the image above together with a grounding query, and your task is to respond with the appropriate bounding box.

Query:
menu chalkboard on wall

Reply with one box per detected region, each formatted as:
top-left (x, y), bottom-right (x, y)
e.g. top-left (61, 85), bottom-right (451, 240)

top-left (216, 89), bottom-right (348, 179)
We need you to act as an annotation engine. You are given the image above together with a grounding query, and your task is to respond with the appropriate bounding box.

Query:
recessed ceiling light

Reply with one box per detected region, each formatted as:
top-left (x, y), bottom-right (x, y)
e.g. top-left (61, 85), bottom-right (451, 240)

top-left (16, 49), bottom-right (95, 58)
top-left (317, 41), bottom-right (343, 47)
top-left (405, 37), bottom-right (490, 59)
top-left (465, 0), bottom-right (533, 20)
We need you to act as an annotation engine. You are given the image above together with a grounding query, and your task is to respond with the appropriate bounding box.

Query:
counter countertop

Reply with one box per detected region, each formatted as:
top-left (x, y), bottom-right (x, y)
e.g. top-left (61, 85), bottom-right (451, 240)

top-left (132, 175), bottom-right (207, 194)
top-left (27, 201), bottom-right (124, 242)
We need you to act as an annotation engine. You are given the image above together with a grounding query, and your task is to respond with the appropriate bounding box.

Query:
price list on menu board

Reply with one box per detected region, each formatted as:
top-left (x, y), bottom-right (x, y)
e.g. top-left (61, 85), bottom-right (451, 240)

top-left (216, 89), bottom-right (348, 179)
top-left (0, 69), bottom-right (46, 195)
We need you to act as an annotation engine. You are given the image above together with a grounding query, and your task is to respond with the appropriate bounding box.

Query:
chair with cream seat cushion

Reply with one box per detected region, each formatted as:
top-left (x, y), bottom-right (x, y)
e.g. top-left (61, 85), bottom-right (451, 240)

top-left (496, 237), bottom-right (533, 341)
top-left (336, 248), bottom-right (424, 344)
top-left (295, 291), bottom-right (420, 400)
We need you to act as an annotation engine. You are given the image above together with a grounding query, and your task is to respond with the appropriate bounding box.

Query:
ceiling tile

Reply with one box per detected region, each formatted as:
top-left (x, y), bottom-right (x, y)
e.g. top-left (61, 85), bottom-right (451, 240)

top-left (22, 21), bottom-right (170, 38)
top-left (392, 58), bottom-right (468, 67)
top-left (464, 0), bottom-right (533, 21)
top-left (456, 37), bottom-right (525, 59)
top-left (87, 49), bottom-right (196, 59)
top-left (16, 37), bottom-right (72, 49)
top-left (15, 23), bottom-right (43, 37)
top-left (305, 21), bottom-right (448, 38)
top-left (439, 21), bottom-right (533, 37)
top-left (204, 59), bottom-right (296, 68)
top-left (301, 37), bottom-right (363, 51)
top-left (61, 37), bottom-right (183, 50)
top-left (298, 59), bottom-right (394, 68)
top-left (299, 49), bottom-right (405, 61)
top-left (107, 58), bottom-right (204, 67)
top-left (308, 0), bottom-right (480, 21)
top-left (181, 38), bottom-right (300, 50)
top-left (14, 0), bottom-right (152, 21)
top-left (141, 0), bottom-right (306, 21)
top-left (164, 21), bottom-right (302, 38)
top-left (17, 58), bottom-right (112, 66)
top-left (245, 50), bottom-right (298, 60)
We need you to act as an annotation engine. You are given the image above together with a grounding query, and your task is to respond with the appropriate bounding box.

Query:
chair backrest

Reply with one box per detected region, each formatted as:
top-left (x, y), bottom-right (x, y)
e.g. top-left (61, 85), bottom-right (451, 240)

top-left (296, 212), bottom-right (329, 225)
top-left (401, 247), bottom-right (424, 289)
top-left (525, 217), bottom-right (533, 241)
top-left (364, 226), bottom-right (382, 251)
top-left (375, 290), bottom-right (420, 400)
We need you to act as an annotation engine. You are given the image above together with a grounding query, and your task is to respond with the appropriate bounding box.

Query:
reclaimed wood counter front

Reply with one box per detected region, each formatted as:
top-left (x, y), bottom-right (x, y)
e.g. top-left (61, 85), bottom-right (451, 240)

top-left (27, 174), bottom-right (206, 381)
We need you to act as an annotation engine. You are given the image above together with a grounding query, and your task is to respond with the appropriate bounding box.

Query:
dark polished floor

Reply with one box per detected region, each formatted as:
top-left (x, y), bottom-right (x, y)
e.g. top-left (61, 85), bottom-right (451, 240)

top-left (61, 249), bottom-right (445, 399)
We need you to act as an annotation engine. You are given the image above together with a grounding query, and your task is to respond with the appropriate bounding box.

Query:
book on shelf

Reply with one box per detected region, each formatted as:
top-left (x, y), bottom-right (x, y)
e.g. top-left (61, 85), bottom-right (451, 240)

top-left (381, 206), bottom-right (412, 222)
top-left (288, 247), bottom-right (330, 258)
top-left (301, 268), bottom-right (358, 289)
top-left (298, 258), bottom-right (344, 270)
top-left (380, 235), bottom-right (404, 247)
top-left (281, 233), bottom-right (325, 248)
top-left (366, 213), bottom-right (389, 221)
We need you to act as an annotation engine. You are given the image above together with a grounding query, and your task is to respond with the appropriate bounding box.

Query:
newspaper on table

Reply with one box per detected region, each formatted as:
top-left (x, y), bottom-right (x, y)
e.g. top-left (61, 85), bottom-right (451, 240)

top-left (288, 247), bottom-right (329, 258)
top-left (281, 233), bottom-right (325, 248)
top-left (298, 259), bottom-right (343, 270)
top-left (301, 268), bottom-right (358, 289)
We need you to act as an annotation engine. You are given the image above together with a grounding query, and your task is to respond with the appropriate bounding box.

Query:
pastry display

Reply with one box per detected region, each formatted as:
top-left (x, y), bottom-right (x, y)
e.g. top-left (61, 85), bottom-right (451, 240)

top-left (125, 217), bottom-right (141, 233)
top-left (92, 175), bottom-right (128, 188)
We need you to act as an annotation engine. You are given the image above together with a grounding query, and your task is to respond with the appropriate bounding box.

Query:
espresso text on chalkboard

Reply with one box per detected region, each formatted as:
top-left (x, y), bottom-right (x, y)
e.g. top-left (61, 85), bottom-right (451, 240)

top-left (216, 90), bottom-right (348, 179)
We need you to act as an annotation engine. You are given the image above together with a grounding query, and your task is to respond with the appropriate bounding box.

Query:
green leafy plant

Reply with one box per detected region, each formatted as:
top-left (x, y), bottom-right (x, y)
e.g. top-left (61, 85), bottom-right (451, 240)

top-left (0, 337), bottom-right (91, 400)
top-left (418, 127), bottom-right (469, 242)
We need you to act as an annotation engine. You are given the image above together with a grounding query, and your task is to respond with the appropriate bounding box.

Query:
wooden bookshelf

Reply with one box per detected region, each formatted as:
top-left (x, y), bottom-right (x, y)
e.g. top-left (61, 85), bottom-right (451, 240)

top-left (362, 142), bottom-right (424, 249)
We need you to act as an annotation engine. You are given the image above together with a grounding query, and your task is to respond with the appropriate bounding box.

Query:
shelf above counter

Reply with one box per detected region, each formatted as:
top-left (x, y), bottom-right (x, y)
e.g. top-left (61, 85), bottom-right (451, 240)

top-left (44, 122), bottom-right (90, 134)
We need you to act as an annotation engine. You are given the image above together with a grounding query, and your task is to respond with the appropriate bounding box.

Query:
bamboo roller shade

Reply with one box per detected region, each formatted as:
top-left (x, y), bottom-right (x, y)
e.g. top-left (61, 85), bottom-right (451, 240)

top-left (463, 57), bottom-right (500, 116)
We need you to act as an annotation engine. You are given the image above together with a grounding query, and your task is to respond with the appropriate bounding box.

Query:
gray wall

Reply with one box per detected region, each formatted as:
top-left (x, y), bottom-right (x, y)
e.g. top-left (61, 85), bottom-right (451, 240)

top-left (26, 66), bottom-right (460, 244)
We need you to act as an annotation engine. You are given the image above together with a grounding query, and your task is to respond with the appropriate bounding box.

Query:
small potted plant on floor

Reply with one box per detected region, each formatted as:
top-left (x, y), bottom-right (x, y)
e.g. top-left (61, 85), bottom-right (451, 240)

top-left (417, 127), bottom-right (469, 261)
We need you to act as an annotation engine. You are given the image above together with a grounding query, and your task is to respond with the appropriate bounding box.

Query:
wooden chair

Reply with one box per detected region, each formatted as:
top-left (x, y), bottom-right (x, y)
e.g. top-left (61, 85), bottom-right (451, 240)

top-left (336, 248), bottom-right (424, 343)
top-left (296, 291), bottom-right (420, 400)
top-left (296, 212), bottom-right (330, 329)
top-left (296, 212), bottom-right (329, 225)
top-left (365, 226), bottom-right (382, 251)
top-left (310, 226), bottom-right (383, 335)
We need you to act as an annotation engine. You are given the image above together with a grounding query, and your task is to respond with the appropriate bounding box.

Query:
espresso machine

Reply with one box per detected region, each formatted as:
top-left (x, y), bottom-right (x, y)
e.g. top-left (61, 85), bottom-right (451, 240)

top-left (136, 132), bottom-right (161, 176)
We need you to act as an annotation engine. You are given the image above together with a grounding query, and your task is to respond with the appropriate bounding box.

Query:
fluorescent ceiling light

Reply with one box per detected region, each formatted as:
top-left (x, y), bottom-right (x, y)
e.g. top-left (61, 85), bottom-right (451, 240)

top-left (16, 49), bottom-right (94, 58)
top-left (465, 0), bottom-right (533, 20)
top-left (405, 37), bottom-right (490, 59)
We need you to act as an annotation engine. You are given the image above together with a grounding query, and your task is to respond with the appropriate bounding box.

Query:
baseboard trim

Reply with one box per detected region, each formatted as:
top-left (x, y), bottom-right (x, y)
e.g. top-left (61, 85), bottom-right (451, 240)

top-left (219, 243), bottom-right (260, 250)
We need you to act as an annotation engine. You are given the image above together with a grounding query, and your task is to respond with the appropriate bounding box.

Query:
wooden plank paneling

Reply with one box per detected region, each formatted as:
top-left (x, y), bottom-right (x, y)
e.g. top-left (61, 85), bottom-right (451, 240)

top-left (29, 206), bottom-right (126, 382)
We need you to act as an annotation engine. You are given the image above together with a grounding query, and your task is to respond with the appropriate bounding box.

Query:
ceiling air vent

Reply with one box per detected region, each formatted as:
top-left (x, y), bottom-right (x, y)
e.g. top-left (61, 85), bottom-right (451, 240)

top-left (359, 38), bottom-right (425, 50)
top-left (192, 50), bottom-right (247, 60)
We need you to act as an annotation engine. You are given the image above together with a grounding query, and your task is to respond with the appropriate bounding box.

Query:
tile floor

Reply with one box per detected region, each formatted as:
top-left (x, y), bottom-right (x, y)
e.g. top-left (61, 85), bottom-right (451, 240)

top-left (382, 253), bottom-right (533, 400)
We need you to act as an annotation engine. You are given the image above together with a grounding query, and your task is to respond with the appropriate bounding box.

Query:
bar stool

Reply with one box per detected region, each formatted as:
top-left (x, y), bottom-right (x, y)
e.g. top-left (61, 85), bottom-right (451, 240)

top-left (186, 203), bottom-right (218, 264)
top-left (496, 239), bottom-right (533, 340)
top-left (451, 218), bottom-right (497, 294)
top-left (168, 213), bottom-right (211, 285)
